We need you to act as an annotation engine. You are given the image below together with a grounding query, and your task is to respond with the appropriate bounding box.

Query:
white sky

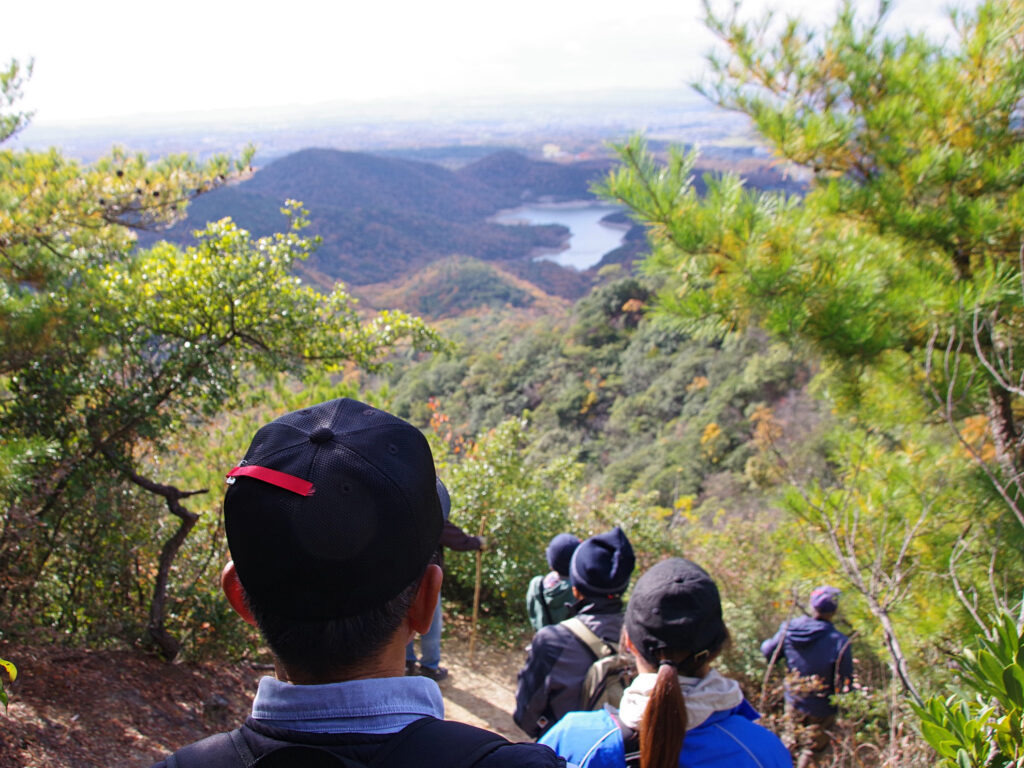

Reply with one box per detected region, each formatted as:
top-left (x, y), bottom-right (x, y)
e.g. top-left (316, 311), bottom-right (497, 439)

top-left (1, 0), bottom-right (972, 125)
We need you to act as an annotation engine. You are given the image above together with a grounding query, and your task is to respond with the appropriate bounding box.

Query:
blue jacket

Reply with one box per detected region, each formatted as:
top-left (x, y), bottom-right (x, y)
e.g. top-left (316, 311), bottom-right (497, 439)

top-left (539, 702), bottom-right (791, 768)
top-left (760, 616), bottom-right (852, 717)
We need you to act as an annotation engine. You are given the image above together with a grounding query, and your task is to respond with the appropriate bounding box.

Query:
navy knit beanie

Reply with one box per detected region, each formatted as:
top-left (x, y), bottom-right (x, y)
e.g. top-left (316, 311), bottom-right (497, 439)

top-left (570, 526), bottom-right (635, 597)
top-left (546, 533), bottom-right (581, 577)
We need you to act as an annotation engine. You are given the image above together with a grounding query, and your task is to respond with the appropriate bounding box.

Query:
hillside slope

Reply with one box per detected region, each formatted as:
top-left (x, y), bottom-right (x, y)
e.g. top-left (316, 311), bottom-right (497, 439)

top-left (141, 149), bottom-right (610, 296)
top-left (0, 631), bottom-right (529, 768)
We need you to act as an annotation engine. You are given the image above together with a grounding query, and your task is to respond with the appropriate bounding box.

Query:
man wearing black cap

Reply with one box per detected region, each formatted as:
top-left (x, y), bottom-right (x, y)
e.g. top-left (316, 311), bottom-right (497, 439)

top-left (152, 398), bottom-right (564, 768)
top-left (513, 527), bottom-right (635, 738)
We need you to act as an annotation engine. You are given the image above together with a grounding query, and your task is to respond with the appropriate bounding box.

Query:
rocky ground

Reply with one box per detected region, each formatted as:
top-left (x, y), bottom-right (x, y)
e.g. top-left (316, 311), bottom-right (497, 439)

top-left (0, 626), bottom-right (529, 768)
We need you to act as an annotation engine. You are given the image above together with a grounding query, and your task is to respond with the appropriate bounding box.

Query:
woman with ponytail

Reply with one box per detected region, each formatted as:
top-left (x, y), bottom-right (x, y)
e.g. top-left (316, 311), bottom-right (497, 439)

top-left (539, 559), bottom-right (791, 768)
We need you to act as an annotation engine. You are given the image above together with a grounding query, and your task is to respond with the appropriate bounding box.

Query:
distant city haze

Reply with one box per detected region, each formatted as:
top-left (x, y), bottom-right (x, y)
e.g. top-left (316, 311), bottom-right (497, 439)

top-left (4, 0), bottom-right (975, 131)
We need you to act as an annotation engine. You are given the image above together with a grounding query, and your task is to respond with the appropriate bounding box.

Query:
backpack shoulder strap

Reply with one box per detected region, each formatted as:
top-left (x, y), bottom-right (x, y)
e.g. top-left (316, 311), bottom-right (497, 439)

top-left (561, 618), bottom-right (615, 659)
top-left (166, 728), bottom-right (256, 768)
top-left (168, 718), bottom-right (508, 768)
top-left (533, 577), bottom-right (554, 626)
top-left (372, 717), bottom-right (508, 768)
top-left (609, 712), bottom-right (641, 768)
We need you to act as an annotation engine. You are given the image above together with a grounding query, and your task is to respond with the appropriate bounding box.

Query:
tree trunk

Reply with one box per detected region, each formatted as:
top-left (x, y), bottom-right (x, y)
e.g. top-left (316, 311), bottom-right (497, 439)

top-left (113, 457), bottom-right (206, 661)
top-left (988, 384), bottom-right (1022, 499)
top-left (148, 506), bottom-right (199, 660)
top-left (867, 593), bottom-right (922, 705)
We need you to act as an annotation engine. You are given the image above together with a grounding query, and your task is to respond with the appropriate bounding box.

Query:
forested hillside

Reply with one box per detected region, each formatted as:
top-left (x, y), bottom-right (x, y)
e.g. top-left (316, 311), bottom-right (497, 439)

top-left (142, 148), bottom-right (613, 296)
top-left (142, 145), bottom-right (797, 300)
top-left (4, 2), bottom-right (1024, 767)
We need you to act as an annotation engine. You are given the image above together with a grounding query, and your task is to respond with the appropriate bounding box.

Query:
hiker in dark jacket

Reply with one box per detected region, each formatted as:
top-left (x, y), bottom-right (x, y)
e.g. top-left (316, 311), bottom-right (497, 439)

top-left (514, 527), bottom-right (635, 738)
top-left (152, 398), bottom-right (564, 768)
top-left (526, 533), bottom-right (580, 632)
top-left (760, 585), bottom-right (853, 768)
top-left (405, 482), bottom-right (484, 682)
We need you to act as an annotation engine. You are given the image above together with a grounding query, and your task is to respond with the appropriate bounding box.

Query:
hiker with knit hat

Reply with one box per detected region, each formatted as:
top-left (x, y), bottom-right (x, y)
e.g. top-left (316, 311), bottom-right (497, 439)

top-left (514, 527), bottom-right (635, 738)
top-left (539, 558), bottom-right (791, 768)
top-left (526, 533), bottom-right (581, 632)
top-left (761, 585), bottom-right (853, 768)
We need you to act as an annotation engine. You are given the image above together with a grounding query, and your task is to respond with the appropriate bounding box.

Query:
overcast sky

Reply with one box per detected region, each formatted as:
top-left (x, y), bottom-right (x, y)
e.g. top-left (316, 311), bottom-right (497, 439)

top-left (1, 0), bottom-right (973, 125)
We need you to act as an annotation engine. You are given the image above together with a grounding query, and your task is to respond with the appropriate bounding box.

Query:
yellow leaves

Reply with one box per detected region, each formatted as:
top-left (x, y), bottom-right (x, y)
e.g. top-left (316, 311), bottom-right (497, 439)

top-left (579, 390), bottom-right (599, 415)
top-left (700, 421), bottom-right (725, 463)
top-left (960, 414), bottom-right (997, 463)
top-left (961, 414), bottom-right (989, 444)
top-left (0, 658), bottom-right (16, 683)
top-left (750, 403), bottom-right (782, 447)
top-left (700, 422), bottom-right (722, 445)
top-left (674, 494), bottom-right (695, 513)
top-left (687, 375), bottom-right (710, 392)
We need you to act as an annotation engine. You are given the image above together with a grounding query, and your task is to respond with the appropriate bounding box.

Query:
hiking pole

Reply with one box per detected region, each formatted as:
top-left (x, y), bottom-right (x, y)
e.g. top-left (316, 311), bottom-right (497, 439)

top-left (469, 515), bottom-right (487, 660)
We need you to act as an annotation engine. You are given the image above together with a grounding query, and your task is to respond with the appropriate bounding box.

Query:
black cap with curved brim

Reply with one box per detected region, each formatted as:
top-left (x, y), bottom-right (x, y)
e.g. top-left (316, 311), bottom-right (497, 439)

top-left (625, 558), bottom-right (728, 662)
top-left (224, 398), bottom-right (443, 620)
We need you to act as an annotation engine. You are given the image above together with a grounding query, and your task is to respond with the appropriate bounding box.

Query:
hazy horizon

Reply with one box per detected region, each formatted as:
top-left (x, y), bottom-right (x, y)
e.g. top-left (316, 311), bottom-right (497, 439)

top-left (4, 0), bottom-right (974, 128)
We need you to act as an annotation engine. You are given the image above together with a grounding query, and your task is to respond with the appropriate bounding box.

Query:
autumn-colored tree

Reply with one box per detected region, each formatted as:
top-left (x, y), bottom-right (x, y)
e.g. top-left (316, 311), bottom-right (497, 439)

top-left (0, 61), bottom-right (442, 658)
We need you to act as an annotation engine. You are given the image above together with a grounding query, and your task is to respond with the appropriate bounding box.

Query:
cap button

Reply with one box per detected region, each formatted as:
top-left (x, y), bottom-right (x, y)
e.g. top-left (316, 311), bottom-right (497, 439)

top-left (310, 427), bottom-right (334, 444)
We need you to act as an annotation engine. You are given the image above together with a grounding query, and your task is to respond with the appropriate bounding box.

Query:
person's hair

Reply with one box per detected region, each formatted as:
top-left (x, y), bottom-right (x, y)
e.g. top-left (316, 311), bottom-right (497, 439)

top-left (634, 630), bottom-right (730, 768)
top-left (247, 549), bottom-right (439, 681)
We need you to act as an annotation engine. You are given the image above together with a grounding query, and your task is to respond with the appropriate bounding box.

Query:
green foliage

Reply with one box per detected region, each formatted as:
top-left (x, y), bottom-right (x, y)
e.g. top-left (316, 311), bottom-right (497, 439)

top-left (913, 611), bottom-right (1024, 767)
top-left (0, 66), bottom-right (443, 656)
top-left (404, 257), bottom-right (536, 319)
top-left (433, 415), bottom-right (581, 629)
top-left (387, 276), bottom-right (809, 510)
top-left (0, 59), bottom-right (31, 143)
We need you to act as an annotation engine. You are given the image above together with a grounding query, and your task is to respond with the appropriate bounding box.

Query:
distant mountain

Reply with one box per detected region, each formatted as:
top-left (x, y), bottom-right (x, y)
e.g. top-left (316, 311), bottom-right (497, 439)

top-left (457, 150), bottom-right (611, 202)
top-left (245, 148), bottom-right (509, 222)
top-left (143, 148), bottom-right (610, 296)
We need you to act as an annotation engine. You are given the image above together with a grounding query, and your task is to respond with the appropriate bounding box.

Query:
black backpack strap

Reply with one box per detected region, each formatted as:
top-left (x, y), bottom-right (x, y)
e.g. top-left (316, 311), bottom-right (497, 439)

top-left (372, 717), bottom-right (508, 768)
top-left (609, 713), bottom-right (640, 768)
top-left (166, 728), bottom-right (256, 768)
top-left (231, 728), bottom-right (258, 765)
top-left (534, 578), bottom-right (554, 627)
top-left (168, 718), bottom-right (508, 768)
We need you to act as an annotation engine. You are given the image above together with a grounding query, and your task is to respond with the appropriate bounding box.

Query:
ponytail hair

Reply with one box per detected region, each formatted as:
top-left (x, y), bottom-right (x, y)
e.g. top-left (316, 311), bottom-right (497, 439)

top-left (639, 659), bottom-right (686, 768)
top-left (637, 630), bottom-right (730, 768)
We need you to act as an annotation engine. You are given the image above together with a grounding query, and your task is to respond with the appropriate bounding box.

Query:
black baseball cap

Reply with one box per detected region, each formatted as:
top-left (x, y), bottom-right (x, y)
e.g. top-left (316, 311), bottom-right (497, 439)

top-left (625, 558), bottom-right (728, 661)
top-left (224, 398), bottom-right (443, 620)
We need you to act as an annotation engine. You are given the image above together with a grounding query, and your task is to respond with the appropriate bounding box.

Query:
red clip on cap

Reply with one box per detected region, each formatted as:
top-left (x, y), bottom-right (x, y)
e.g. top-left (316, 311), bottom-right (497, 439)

top-left (227, 465), bottom-right (315, 496)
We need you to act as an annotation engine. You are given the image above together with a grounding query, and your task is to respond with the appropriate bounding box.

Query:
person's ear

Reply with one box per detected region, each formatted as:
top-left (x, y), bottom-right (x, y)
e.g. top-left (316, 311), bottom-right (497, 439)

top-left (408, 563), bottom-right (443, 634)
top-left (221, 561), bottom-right (258, 627)
top-left (622, 631), bottom-right (639, 657)
top-left (572, 586), bottom-right (583, 600)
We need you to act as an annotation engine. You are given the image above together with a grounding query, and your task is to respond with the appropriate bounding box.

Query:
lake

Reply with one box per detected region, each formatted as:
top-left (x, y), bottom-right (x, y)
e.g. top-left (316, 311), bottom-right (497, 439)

top-left (492, 202), bottom-right (626, 270)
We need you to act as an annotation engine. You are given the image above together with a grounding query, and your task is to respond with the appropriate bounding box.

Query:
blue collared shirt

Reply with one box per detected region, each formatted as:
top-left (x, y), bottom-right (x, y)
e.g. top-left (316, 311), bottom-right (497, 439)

top-left (250, 675), bottom-right (445, 734)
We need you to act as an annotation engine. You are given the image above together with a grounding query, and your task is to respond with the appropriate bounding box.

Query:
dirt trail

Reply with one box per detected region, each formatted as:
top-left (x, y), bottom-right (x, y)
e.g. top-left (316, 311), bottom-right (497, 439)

top-left (0, 630), bottom-right (530, 768)
top-left (427, 633), bottom-right (525, 741)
